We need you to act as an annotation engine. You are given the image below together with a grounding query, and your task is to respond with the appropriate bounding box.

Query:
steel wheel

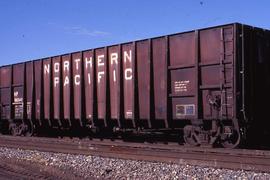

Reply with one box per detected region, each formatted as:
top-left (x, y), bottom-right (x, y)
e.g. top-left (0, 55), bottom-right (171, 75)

top-left (24, 123), bottom-right (34, 136)
top-left (221, 128), bottom-right (241, 148)
top-left (9, 123), bottom-right (21, 136)
top-left (183, 125), bottom-right (200, 146)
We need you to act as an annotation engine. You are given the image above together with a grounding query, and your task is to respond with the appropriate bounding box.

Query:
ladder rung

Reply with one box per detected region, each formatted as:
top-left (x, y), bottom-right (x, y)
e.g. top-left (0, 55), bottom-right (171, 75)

top-left (222, 104), bottom-right (232, 106)
top-left (220, 52), bottom-right (234, 55)
top-left (220, 40), bottom-right (233, 43)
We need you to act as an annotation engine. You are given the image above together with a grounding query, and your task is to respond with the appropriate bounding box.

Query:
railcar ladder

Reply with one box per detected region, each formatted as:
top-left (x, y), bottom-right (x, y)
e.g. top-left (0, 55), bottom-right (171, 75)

top-left (219, 27), bottom-right (234, 119)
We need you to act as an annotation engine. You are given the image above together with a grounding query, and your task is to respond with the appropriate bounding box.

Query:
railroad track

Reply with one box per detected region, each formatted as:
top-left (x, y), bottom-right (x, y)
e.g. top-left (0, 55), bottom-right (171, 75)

top-left (0, 135), bottom-right (269, 173)
top-left (0, 157), bottom-right (82, 180)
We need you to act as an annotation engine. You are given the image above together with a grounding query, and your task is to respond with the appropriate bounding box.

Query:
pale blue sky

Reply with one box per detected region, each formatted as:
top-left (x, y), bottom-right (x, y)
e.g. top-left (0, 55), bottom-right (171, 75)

top-left (0, 0), bottom-right (269, 66)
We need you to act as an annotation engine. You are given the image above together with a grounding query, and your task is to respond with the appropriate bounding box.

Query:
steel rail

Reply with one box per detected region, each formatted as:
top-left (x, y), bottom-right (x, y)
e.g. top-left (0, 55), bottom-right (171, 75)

top-left (0, 157), bottom-right (83, 179)
top-left (0, 135), bottom-right (269, 173)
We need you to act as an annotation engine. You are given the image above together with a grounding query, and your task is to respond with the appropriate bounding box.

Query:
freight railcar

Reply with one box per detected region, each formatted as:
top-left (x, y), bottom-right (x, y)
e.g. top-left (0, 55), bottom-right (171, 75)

top-left (0, 23), bottom-right (270, 148)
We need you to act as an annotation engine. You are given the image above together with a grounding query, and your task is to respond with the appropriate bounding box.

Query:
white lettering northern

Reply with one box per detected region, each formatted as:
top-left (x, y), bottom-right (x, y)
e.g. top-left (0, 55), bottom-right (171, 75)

top-left (63, 61), bottom-right (69, 71)
top-left (54, 63), bottom-right (60, 73)
top-left (97, 55), bottom-right (105, 66)
top-left (44, 64), bottom-right (50, 74)
top-left (74, 59), bottom-right (80, 70)
top-left (110, 53), bottom-right (118, 65)
top-left (124, 50), bottom-right (132, 63)
top-left (85, 57), bottom-right (93, 69)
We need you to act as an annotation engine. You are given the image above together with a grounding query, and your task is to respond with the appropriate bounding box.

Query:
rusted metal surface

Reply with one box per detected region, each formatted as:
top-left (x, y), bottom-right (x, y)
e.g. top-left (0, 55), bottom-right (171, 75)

top-left (108, 45), bottom-right (120, 121)
top-left (200, 26), bottom-right (234, 119)
top-left (62, 54), bottom-right (71, 124)
top-left (12, 64), bottom-right (24, 85)
top-left (169, 32), bottom-right (196, 120)
top-left (0, 66), bottom-right (11, 88)
top-left (152, 38), bottom-right (167, 124)
top-left (72, 52), bottom-right (83, 122)
top-left (122, 43), bottom-right (134, 123)
top-left (52, 56), bottom-right (61, 122)
top-left (83, 50), bottom-right (94, 124)
top-left (34, 60), bottom-right (42, 123)
top-left (43, 58), bottom-right (51, 122)
top-left (136, 40), bottom-right (151, 127)
top-left (12, 64), bottom-right (24, 120)
top-left (0, 24), bottom-right (238, 129)
top-left (95, 48), bottom-right (107, 125)
top-left (26, 62), bottom-right (33, 120)
top-left (0, 66), bottom-right (11, 119)
top-left (1, 23), bottom-right (270, 149)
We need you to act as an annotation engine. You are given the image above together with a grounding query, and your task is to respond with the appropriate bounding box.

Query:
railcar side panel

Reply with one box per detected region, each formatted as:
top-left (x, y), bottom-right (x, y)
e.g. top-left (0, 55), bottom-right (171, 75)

top-left (3, 23), bottom-right (270, 148)
top-left (62, 54), bottom-right (71, 123)
top-left (108, 45), bottom-right (121, 121)
top-left (34, 60), bottom-right (42, 121)
top-left (0, 66), bottom-right (11, 120)
top-left (83, 50), bottom-right (94, 124)
top-left (136, 40), bottom-right (151, 127)
top-left (169, 32), bottom-right (196, 120)
top-left (95, 48), bottom-right (106, 121)
top-left (200, 26), bottom-right (234, 119)
top-left (52, 56), bottom-right (61, 121)
top-left (26, 62), bottom-right (33, 119)
top-left (43, 58), bottom-right (52, 121)
top-left (136, 40), bottom-right (151, 119)
top-left (152, 38), bottom-right (167, 122)
top-left (12, 64), bottom-right (24, 119)
top-left (72, 52), bottom-right (82, 121)
top-left (0, 67), bottom-right (11, 87)
top-left (122, 43), bottom-right (135, 127)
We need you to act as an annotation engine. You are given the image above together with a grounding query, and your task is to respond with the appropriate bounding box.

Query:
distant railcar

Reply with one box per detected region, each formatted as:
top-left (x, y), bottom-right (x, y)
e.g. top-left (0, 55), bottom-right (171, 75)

top-left (1, 23), bottom-right (270, 148)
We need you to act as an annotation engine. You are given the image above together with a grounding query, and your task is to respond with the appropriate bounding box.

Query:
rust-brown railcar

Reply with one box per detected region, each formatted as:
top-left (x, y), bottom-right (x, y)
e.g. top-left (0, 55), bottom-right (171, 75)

top-left (1, 23), bottom-right (270, 148)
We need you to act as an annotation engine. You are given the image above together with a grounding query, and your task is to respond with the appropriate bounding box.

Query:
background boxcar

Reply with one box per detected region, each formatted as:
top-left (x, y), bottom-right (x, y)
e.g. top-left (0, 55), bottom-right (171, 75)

top-left (1, 23), bottom-right (270, 148)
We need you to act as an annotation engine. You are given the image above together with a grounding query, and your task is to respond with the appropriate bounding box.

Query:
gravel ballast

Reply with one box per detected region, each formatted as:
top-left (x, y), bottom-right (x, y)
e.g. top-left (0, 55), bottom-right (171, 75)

top-left (0, 147), bottom-right (269, 179)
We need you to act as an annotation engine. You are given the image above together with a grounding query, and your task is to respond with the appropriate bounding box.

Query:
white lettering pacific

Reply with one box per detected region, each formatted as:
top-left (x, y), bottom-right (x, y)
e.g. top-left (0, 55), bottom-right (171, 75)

top-left (110, 52), bottom-right (118, 82)
top-left (74, 75), bottom-right (80, 86)
top-left (64, 76), bottom-right (69, 86)
top-left (98, 71), bottom-right (104, 83)
top-left (88, 73), bottom-right (91, 84)
top-left (113, 70), bottom-right (116, 82)
top-left (97, 55), bottom-right (105, 84)
top-left (125, 68), bottom-right (132, 80)
top-left (43, 50), bottom-right (134, 88)
top-left (54, 77), bottom-right (59, 87)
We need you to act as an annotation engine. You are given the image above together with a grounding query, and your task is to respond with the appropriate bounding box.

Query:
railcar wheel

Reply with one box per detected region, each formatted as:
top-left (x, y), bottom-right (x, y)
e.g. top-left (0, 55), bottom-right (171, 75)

top-left (9, 121), bottom-right (34, 136)
top-left (183, 125), bottom-right (200, 146)
top-left (24, 121), bottom-right (34, 137)
top-left (220, 126), bottom-right (240, 148)
top-left (9, 123), bottom-right (22, 136)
